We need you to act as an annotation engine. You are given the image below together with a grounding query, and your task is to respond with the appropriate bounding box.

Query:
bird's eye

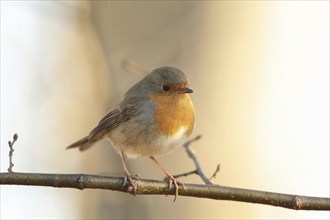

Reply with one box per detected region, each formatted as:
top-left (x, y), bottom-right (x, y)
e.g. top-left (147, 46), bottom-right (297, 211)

top-left (162, 84), bottom-right (170, 92)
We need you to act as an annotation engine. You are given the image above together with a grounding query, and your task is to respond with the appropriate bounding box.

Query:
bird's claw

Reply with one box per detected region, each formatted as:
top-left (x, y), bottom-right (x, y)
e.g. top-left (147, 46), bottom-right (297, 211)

top-left (122, 174), bottom-right (139, 195)
top-left (166, 175), bottom-right (184, 202)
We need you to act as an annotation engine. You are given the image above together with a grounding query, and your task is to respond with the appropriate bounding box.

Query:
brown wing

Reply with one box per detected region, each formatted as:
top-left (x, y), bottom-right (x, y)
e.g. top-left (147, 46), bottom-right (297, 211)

top-left (88, 105), bottom-right (138, 142)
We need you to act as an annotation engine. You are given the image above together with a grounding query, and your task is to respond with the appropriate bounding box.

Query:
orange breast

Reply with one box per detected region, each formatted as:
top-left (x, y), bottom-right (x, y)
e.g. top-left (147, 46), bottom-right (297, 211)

top-left (150, 93), bottom-right (195, 136)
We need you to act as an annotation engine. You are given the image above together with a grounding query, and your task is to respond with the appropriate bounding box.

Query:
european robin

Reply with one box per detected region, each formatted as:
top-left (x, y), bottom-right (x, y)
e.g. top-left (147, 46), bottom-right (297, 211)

top-left (67, 66), bottom-right (195, 200)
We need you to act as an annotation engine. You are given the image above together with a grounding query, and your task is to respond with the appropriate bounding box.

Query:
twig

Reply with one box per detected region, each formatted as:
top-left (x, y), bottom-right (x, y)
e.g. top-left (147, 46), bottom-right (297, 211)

top-left (181, 135), bottom-right (213, 185)
top-left (7, 133), bottom-right (18, 173)
top-left (172, 170), bottom-right (198, 179)
top-left (209, 164), bottom-right (221, 181)
top-left (1, 172), bottom-right (329, 211)
top-left (171, 136), bottom-right (221, 184)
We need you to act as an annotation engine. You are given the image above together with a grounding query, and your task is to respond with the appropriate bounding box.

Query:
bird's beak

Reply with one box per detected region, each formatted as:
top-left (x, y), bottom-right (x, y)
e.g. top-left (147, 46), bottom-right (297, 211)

top-left (179, 87), bottom-right (193, 93)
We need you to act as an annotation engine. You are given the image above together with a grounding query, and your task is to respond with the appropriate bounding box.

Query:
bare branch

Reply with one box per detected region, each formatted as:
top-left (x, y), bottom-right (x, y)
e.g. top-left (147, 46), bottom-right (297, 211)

top-left (2, 133), bottom-right (330, 210)
top-left (172, 136), bottom-right (221, 184)
top-left (7, 133), bottom-right (18, 173)
top-left (181, 135), bottom-right (214, 185)
top-left (209, 164), bottom-right (221, 181)
top-left (172, 170), bottom-right (198, 179)
top-left (1, 172), bottom-right (329, 211)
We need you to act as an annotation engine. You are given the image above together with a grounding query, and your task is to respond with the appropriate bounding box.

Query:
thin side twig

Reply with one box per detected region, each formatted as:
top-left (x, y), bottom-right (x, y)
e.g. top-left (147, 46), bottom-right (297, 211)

top-left (172, 170), bottom-right (198, 179)
top-left (209, 164), bottom-right (221, 181)
top-left (7, 133), bottom-right (18, 173)
top-left (181, 135), bottom-right (214, 185)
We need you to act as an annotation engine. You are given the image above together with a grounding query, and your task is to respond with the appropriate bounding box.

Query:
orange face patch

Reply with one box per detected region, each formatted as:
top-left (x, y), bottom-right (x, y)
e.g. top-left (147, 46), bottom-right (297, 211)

top-left (150, 93), bottom-right (195, 137)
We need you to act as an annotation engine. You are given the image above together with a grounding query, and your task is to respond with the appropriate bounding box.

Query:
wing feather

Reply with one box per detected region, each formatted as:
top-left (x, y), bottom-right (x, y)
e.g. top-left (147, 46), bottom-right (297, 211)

top-left (88, 105), bottom-right (138, 141)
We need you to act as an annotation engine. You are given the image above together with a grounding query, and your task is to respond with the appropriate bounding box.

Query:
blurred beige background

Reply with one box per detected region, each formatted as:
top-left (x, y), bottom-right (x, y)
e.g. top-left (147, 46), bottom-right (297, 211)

top-left (1, 1), bottom-right (329, 219)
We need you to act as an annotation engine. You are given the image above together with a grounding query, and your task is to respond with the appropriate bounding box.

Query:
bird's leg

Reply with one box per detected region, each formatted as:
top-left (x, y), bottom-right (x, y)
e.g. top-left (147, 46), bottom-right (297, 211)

top-left (120, 152), bottom-right (138, 194)
top-left (149, 156), bottom-right (182, 201)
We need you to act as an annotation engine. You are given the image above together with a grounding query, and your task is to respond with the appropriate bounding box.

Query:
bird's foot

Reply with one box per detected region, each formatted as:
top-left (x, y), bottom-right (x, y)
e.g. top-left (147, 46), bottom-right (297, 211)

top-left (122, 174), bottom-right (141, 195)
top-left (166, 174), bottom-right (184, 202)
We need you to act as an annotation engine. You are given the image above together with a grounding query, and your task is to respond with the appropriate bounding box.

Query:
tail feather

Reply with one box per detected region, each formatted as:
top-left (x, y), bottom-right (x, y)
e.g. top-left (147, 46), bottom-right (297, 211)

top-left (66, 136), bottom-right (93, 151)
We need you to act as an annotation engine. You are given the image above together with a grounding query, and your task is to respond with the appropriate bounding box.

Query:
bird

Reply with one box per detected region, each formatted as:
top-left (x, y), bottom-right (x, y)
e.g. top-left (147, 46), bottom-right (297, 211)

top-left (66, 66), bottom-right (195, 201)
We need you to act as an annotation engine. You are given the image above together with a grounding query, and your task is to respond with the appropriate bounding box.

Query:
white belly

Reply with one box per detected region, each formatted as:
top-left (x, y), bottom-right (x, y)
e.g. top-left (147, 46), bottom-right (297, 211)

top-left (108, 126), bottom-right (189, 158)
